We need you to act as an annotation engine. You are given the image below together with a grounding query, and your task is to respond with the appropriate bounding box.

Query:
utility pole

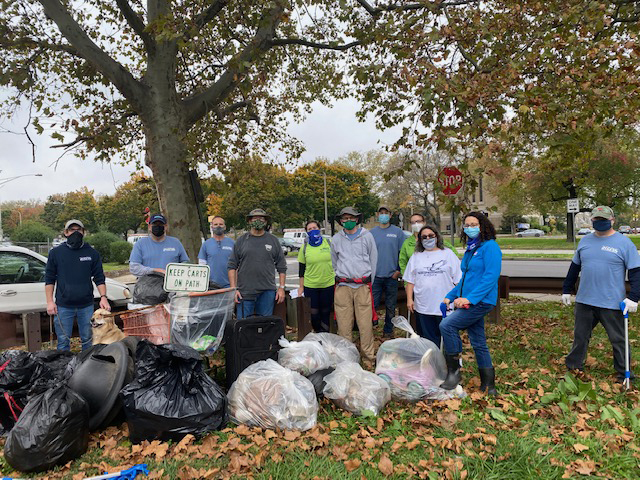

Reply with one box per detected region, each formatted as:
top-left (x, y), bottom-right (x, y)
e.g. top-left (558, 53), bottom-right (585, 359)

top-left (323, 172), bottom-right (329, 233)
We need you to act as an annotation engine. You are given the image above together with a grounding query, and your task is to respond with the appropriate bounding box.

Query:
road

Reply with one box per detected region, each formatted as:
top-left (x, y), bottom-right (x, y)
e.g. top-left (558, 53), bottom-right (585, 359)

top-left (282, 257), bottom-right (572, 288)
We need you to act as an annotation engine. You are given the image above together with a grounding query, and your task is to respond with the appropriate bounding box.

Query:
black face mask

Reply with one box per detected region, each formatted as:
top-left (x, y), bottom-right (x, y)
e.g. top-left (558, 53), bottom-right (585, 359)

top-left (151, 225), bottom-right (165, 237)
top-left (67, 231), bottom-right (83, 249)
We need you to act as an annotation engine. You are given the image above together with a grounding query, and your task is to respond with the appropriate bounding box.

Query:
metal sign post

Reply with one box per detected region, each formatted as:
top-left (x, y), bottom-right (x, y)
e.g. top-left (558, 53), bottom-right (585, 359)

top-left (567, 198), bottom-right (579, 251)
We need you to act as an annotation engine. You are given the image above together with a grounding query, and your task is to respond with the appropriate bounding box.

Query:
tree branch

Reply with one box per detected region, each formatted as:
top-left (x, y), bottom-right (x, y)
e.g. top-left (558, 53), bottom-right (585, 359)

top-left (189, 0), bottom-right (231, 38)
top-left (183, 4), bottom-right (285, 126)
top-left (50, 112), bottom-right (137, 150)
top-left (114, 0), bottom-right (154, 53)
top-left (355, 0), bottom-right (480, 16)
top-left (270, 38), bottom-right (361, 51)
top-left (0, 37), bottom-right (81, 58)
top-left (36, 0), bottom-right (147, 111)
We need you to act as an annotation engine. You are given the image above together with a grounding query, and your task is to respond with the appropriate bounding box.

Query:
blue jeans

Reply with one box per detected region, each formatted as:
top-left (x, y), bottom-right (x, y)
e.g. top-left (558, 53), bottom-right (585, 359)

top-left (372, 276), bottom-right (399, 333)
top-left (415, 312), bottom-right (442, 348)
top-left (439, 302), bottom-right (495, 368)
top-left (237, 290), bottom-right (276, 319)
top-left (55, 304), bottom-right (94, 351)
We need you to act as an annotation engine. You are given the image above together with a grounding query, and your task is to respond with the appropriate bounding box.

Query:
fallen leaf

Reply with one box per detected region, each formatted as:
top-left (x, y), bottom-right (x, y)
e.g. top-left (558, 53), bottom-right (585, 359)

top-left (573, 443), bottom-right (589, 453)
top-left (284, 430), bottom-right (301, 441)
top-left (174, 434), bottom-right (195, 453)
top-left (344, 458), bottom-right (361, 472)
top-left (378, 455), bottom-right (393, 476)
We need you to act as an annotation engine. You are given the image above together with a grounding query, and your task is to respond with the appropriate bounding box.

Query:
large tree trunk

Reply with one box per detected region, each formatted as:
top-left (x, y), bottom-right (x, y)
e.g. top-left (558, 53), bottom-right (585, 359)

top-left (144, 116), bottom-right (202, 262)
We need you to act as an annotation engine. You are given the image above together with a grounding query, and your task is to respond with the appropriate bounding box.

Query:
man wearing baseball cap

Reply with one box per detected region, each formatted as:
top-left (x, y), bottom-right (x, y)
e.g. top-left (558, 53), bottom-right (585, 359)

top-left (129, 213), bottom-right (189, 276)
top-left (562, 205), bottom-right (640, 382)
top-left (45, 219), bottom-right (109, 351)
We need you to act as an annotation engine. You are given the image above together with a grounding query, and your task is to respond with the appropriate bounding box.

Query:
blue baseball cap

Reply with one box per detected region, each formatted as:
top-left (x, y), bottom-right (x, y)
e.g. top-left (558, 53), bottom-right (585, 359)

top-left (149, 213), bottom-right (167, 224)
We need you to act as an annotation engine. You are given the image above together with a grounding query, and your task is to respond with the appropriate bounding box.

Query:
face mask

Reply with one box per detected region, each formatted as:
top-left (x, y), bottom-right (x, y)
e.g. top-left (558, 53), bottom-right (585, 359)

top-left (212, 226), bottom-right (225, 236)
top-left (307, 229), bottom-right (322, 246)
top-left (422, 238), bottom-right (437, 250)
top-left (249, 219), bottom-right (266, 230)
top-left (151, 225), bottom-right (165, 237)
top-left (66, 231), bottom-right (83, 249)
top-left (343, 220), bottom-right (357, 230)
top-left (464, 226), bottom-right (480, 239)
top-left (592, 219), bottom-right (612, 232)
top-left (411, 223), bottom-right (424, 233)
top-left (378, 213), bottom-right (390, 224)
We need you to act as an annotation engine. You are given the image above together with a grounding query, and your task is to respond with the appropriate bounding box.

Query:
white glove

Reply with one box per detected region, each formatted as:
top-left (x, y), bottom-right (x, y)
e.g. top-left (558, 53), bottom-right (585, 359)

top-left (562, 294), bottom-right (572, 306)
top-left (623, 298), bottom-right (638, 314)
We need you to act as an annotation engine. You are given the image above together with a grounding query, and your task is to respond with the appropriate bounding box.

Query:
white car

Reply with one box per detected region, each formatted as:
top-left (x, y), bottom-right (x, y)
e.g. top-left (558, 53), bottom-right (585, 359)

top-left (0, 246), bottom-right (131, 314)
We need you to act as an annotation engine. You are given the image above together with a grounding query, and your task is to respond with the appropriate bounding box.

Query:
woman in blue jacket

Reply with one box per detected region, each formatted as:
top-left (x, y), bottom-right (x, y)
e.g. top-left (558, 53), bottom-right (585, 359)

top-left (440, 211), bottom-right (502, 395)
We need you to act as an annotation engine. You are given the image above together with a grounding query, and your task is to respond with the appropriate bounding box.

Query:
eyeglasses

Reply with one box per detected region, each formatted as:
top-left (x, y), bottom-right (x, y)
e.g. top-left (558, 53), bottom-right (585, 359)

top-left (463, 224), bottom-right (480, 228)
top-left (421, 234), bottom-right (437, 239)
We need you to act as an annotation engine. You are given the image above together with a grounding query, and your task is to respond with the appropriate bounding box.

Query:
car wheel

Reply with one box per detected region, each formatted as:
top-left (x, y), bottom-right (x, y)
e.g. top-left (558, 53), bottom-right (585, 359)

top-left (517, 234), bottom-right (522, 237)
top-left (535, 233), bottom-right (540, 237)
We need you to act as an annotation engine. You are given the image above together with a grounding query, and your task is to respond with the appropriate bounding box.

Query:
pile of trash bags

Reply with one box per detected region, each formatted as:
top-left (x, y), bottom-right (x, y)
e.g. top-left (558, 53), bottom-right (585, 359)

top-left (132, 272), bottom-right (168, 305)
top-left (277, 337), bottom-right (332, 376)
top-left (376, 316), bottom-right (465, 401)
top-left (0, 339), bottom-right (227, 473)
top-left (303, 332), bottom-right (360, 367)
top-left (228, 359), bottom-right (317, 431)
top-left (323, 362), bottom-right (391, 415)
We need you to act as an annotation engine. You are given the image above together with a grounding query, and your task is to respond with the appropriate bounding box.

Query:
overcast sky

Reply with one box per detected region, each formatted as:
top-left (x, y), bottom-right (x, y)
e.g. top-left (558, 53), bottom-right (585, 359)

top-left (0, 98), bottom-right (402, 203)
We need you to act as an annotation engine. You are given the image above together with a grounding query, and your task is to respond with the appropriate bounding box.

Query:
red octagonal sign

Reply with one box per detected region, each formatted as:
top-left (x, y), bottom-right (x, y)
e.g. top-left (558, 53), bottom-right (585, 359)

top-left (438, 167), bottom-right (463, 196)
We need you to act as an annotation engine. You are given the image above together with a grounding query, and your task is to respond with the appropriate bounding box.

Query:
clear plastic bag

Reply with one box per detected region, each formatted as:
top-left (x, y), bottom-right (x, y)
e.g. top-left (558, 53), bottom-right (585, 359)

top-left (169, 289), bottom-right (235, 353)
top-left (277, 337), bottom-right (332, 376)
top-left (228, 359), bottom-right (318, 431)
top-left (323, 362), bottom-right (390, 416)
top-left (303, 332), bottom-right (360, 367)
top-left (375, 316), bottom-right (464, 401)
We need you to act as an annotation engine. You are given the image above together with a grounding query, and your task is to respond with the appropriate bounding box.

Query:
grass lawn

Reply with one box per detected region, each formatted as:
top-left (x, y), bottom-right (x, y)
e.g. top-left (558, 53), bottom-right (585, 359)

top-left (1, 300), bottom-right (638, 479)
top-left (103, 262), bottom-right (130, 273)
top-left (495, 236), bottom-right (640, 250)
top-left (502, 253), bottom-right (574, 260)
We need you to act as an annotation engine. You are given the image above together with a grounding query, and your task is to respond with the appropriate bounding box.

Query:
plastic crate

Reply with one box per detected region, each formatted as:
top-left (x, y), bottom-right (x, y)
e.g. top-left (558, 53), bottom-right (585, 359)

top-left (120, 305), bottom-right (171, 344)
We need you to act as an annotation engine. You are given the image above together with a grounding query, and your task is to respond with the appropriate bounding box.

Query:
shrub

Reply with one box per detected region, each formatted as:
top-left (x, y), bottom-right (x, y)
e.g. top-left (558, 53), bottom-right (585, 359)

top-left (10, 221), bottom-right (57, 243)
top-left (109, 241), bottom-right (132, 264)
top-left (86, 231), bottom-right (120, 262)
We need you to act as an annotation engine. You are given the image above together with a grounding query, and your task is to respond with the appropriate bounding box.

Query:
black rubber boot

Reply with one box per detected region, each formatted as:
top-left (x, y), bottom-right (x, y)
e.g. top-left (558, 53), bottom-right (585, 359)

top-left (441, 354), bottom-right (462, 390)
top-left (479, 367), bottom-right (497, 396)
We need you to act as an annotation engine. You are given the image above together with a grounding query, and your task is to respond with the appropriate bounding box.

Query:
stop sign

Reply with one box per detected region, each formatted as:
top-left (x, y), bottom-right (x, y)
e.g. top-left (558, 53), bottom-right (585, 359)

top-left (438, 167), bottom-right (463, 195)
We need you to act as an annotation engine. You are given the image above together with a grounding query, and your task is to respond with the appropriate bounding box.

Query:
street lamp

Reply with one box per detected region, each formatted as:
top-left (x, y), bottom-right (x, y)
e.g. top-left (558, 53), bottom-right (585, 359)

top-left (0, 173), bottom-right (43, 239)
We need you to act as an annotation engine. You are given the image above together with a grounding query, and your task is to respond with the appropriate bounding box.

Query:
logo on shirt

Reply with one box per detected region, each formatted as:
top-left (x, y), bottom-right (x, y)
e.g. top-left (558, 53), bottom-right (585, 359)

top-left (163, 247), bottom-right (176, 252)
top-left (79, 256), bottom-right (92, 262)
top-left (416, 260), bottom-right (446, 277)
top-left (386, 233), bottom-right (397, 238)
top-left (601, 246), bottom-right (619, 254)
top-left (222, 246), bottom-right (232, 251)
top-left (265, 244), bottom-right (272, 252)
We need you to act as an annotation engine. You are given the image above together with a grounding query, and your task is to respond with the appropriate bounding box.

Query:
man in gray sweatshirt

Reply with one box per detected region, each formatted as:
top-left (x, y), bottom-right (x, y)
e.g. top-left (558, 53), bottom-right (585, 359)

top-left (331, 206), bottom-right (378, 366)
top-left (228, 208), bottom-right (287, 318)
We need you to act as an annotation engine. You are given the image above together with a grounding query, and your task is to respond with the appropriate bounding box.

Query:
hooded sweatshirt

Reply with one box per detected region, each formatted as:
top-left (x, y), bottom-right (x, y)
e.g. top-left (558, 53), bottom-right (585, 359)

top-left (331, 227), bottom-right (378, 288)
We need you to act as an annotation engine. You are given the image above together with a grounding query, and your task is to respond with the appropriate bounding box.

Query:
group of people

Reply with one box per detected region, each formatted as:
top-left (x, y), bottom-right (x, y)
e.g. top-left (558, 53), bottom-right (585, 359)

top-left (42, 202), bottom-right (638, 392)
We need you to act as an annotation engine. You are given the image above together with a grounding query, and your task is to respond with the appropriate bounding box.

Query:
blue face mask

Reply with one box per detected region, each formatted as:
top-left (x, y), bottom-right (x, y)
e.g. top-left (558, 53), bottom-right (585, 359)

top-left (592, 219), bottom-right (612, 232)
top-left (464, 226), bottom-right (481, 239)
top-left (378, 213), bottom-right (390, 224)
top-left (307, 229), bottom-right (322, 246)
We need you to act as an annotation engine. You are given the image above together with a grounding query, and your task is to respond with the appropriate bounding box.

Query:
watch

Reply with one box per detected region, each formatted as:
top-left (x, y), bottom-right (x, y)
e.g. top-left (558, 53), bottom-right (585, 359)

top-left (100, 295), bottom-right (107, 298)
top-left (278, 286), bottom-right (285, 289)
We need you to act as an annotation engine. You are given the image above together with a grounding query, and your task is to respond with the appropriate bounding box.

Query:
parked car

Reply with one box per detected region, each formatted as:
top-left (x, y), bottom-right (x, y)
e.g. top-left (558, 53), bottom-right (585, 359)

top-left (0, 246), bottom-right (131, 314)
top-left (280, 237), bottom-right (300, 252)
top-left (577, 228), bottom-right (594, 235)
top-left (516, 229), bottom-right (545, 237)
top-left (278, 237), bottom-right (291, 254)
top-left (619, 225), bottom-right (632, 234)
top-left (283, 229), bottom-right (307, 248)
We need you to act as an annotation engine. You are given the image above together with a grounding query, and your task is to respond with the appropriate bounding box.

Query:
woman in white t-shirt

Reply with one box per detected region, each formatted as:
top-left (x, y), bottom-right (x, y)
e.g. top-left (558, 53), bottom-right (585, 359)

top-left (404, 225), bottom-right (462, 347)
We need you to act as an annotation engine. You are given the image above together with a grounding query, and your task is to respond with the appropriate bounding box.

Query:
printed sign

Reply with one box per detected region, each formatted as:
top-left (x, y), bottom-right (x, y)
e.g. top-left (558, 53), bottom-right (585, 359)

top-left (567, 198), bottom-right (579, 213)
top-left (163, 263), bottom-right (210, 292)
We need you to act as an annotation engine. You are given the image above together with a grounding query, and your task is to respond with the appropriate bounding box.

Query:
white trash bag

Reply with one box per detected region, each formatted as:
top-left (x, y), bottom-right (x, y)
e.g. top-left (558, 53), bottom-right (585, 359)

top-left (277, 337), bottom-right (332, 376)
top-left (323, 362), bottom-right (391, 416)
top-left (376, 316), bottom-right (465, 401)
top-left (303, 332), bottom-right (360, 367)
top-left (228, 359), bottom-right (318, 431)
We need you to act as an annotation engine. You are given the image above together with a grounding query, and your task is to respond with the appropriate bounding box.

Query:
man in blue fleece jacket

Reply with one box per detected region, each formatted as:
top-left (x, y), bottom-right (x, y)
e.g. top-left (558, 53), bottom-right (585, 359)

top-left (45, 219), bottom-right (109, 351)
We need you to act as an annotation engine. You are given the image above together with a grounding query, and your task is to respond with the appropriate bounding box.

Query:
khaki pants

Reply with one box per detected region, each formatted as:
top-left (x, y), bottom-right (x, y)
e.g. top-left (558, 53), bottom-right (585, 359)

top-left (334, 285), bottom-right (375, 361)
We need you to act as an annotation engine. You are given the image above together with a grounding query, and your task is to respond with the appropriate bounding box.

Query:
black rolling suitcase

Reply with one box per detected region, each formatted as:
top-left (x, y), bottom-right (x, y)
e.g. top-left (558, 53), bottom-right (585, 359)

top-left (224, 315), bottom-right (285, 388)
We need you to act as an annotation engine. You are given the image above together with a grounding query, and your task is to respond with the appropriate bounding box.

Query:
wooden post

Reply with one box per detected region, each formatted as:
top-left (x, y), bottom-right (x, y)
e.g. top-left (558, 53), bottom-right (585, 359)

top-left (22, 312), bottom-right (42, 352)
top-left (296, 296), bottom-right (313, 340)
top-left (0, 313), bottom-right (19, 350)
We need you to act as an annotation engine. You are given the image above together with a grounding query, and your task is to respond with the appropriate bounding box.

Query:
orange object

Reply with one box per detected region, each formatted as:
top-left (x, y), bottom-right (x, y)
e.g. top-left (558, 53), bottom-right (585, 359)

top-left (121, 305), bottom-right (171, 344)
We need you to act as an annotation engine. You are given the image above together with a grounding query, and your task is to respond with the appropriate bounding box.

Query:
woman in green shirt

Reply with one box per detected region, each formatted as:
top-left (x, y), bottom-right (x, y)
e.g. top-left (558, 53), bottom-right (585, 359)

top-left (298, 220), bottom-right (335, 332)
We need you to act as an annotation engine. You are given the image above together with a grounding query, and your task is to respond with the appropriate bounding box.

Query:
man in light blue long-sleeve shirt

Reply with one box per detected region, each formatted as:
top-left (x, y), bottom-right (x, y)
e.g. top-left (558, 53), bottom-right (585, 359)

top-left (129, 213), bottom-right (189, 277)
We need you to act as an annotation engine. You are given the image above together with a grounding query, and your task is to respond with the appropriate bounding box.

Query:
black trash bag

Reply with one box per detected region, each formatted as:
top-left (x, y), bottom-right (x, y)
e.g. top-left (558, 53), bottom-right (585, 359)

top-left (0, 351), bottom-right (51, 433)
top-left (132, 272), bottom-right (168, 305)
top-left (306, 367), bottom-right (335, 397)
top-left (120, 340), bottom-right (228, 443)
top-left (34, 350), bottom-right (75, 382)
top-left (4, 384), bottom-right (90, 473)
